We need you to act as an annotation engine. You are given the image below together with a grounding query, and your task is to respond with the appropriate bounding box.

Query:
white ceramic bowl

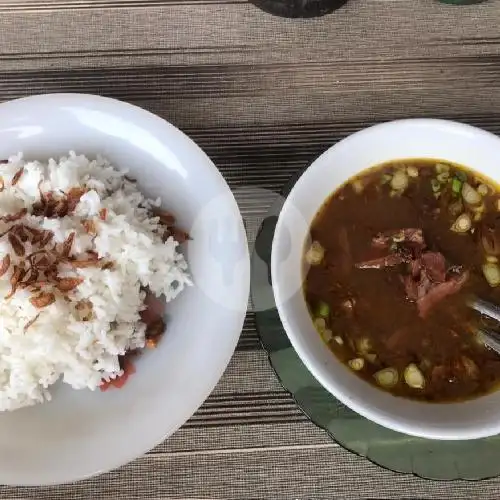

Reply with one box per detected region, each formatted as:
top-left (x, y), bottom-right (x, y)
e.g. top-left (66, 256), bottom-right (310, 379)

top-left (0, 94), bottom-right (250, 485)
top-left (272, 118), bottom-right (500, 441)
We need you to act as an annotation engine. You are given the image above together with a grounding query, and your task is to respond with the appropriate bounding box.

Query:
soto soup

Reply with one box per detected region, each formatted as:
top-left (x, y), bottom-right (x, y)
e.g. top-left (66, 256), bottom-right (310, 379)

top-left (303, 159), bottom-right (500, 402)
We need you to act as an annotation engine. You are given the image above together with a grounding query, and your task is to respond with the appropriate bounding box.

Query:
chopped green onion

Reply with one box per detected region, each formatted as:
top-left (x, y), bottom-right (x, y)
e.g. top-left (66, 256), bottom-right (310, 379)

top-left (486, 255), bottom-right (499, 264)
top-left (431, 179), bottom-right (441, 193)
top-left (472, 201), bottom-right (485, 213)
top-left (390, 170), bottom-right (409, 192)
top-left (305, 241), bottom-right (324, 266)
top-left (437, 172), bottom-right (450, 183)
top-left (352, 179), bottom-right (364, 194)
top-left (477, 184), bottom-right (489, 197)
top-left (348, 358), bottom-right (365, 371)
top-left (462, 183), bottom-right (481, 206)
top-left (483, 262), bottom-right (500, 287)
top-left (313, 317), bottom-right (326, 332)
top-left (474, 211), bottom-right (484, 222)
top-left (321, 329), bottom-right (333, 342)
top-left (317, 301), bottom-right (330, 318)
top-left (451, 177), bottom-right (462, 194)
top-left (455, 170), bottom-right (468, 182)
top-left (451, 213), bottom-right (472, 233)
top-left (435, 163), bottom-right (450, 174)
top-left (380, 173), bottom-right (392, 184)
top-left (356, 337), bottom-right (372, 354)
top-left (374, 368), bottom-right (398, 388)
top-left (404, 363), bottom-right (425, 389)
top-left (406, 165), bottom-right (419, 178)
top-left (471, 203), bottom-right (485, 222)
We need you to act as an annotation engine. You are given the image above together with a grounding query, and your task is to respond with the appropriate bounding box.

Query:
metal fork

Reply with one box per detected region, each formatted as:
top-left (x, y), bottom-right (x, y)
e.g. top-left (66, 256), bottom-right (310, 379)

top-left (468, 297), bottom-right (500, 355)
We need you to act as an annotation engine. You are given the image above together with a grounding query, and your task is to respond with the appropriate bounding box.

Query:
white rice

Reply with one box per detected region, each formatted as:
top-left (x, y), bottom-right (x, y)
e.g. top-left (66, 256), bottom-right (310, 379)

top-left (0, 152), bottom-right (191, 411)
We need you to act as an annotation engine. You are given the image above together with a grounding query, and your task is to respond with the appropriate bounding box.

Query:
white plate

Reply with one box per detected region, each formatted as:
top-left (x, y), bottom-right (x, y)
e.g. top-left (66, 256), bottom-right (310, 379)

top-left (0, 94), bottom-right (250, 485)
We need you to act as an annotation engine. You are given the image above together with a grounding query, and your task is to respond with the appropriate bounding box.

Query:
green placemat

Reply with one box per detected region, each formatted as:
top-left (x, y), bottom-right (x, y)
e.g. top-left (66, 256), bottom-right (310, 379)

top-left (250, 170), bottom-right (500, 481)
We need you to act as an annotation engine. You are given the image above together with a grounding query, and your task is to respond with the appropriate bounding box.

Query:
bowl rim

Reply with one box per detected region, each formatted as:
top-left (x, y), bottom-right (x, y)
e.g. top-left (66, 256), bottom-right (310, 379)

top-left (271, 118), bottom-right (500, 440)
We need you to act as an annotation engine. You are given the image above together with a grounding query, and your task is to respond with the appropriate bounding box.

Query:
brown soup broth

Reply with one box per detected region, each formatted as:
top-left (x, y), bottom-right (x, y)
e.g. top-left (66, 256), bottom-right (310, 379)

top-left (303, 159), bottom-right (500, 402)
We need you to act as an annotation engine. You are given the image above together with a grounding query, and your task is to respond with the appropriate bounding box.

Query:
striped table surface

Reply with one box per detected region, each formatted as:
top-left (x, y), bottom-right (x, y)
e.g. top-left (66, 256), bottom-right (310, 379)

top-left (2, 0), bottom-right (500, 498)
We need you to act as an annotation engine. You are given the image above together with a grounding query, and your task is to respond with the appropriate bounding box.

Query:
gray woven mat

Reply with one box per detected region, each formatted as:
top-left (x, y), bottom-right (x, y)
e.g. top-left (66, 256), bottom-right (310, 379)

top-left (2, 0), bottom-right (500, 498)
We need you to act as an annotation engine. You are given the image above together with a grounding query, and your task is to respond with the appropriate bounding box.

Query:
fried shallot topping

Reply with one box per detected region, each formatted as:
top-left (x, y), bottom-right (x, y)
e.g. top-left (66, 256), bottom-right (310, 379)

top-left (0, 184), bottom-right (113, 311)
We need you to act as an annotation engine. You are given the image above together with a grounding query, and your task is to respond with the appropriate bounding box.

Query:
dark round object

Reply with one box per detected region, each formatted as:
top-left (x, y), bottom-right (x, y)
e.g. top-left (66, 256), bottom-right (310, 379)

top-left (438, 0), bottom-right (487, 3)
top-left (249, 0), bottom-right (349, 18)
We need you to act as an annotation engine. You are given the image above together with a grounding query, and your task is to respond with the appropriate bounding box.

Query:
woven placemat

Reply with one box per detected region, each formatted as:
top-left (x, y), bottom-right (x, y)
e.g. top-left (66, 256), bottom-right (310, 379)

top-left (2, 0), bottom-right (500, 497)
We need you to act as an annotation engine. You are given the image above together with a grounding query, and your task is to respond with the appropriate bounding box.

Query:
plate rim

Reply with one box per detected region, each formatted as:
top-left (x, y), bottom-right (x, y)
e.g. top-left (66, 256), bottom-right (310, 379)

top-left (0, 93), bottom-right (251, 485)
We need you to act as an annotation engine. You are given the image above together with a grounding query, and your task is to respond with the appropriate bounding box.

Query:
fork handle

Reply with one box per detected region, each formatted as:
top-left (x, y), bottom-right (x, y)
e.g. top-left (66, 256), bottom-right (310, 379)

top-left (476, 328), bottom-right (500, 356)
top-left (468, 297), bottom-right (500, 323)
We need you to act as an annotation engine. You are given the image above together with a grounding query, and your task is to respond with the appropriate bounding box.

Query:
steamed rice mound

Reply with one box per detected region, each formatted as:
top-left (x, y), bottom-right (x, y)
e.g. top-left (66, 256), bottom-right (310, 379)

top-left (0, 152), bottom-right (191, 411)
